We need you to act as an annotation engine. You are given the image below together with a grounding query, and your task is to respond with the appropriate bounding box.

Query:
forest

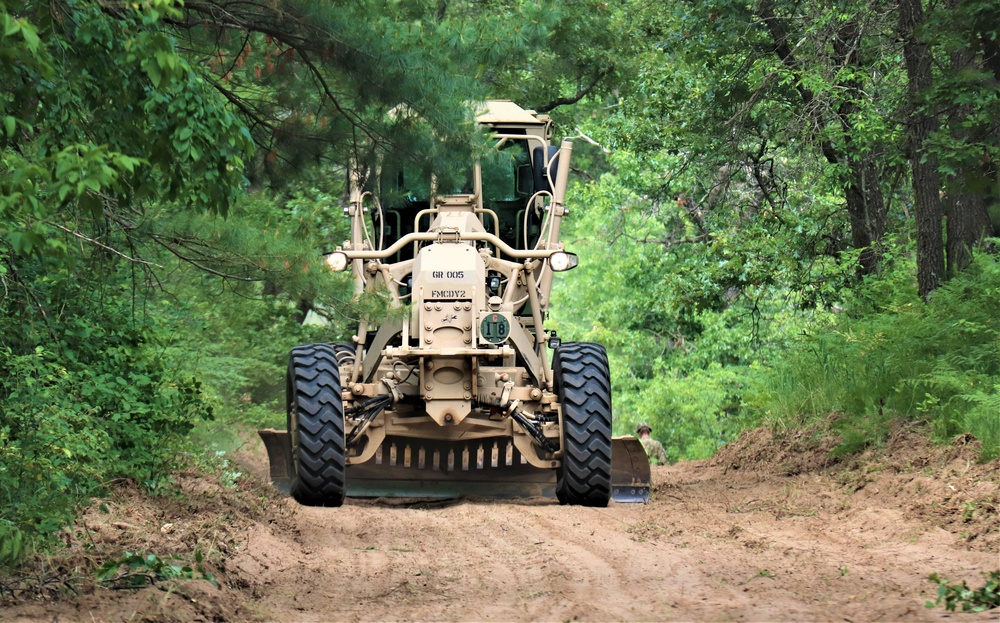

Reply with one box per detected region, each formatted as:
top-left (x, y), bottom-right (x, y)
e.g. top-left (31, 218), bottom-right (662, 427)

top-left (2, 0), bottom-right (999, 566)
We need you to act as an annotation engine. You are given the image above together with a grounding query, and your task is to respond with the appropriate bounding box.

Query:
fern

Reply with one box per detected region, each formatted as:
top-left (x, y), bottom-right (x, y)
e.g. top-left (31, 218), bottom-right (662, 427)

top-left (750, 252), bottom-right (1000, 461)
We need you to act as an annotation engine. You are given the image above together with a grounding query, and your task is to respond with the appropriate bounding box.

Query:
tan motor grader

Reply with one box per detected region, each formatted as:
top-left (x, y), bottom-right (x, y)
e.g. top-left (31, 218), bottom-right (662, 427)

top-left (259, 101), bottom-right (650, 506)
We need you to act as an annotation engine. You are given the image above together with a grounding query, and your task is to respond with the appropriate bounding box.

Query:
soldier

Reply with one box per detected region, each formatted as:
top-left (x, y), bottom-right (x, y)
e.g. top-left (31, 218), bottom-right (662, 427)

top-left (636, 422), bottom-right (668, 465)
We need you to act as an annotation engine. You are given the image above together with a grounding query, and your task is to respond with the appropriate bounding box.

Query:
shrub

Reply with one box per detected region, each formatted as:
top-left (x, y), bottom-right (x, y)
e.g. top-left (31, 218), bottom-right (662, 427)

top-left (0, 284), bottom-right (212, 567)
top-left (749, 252), bottom-right (1000, 460)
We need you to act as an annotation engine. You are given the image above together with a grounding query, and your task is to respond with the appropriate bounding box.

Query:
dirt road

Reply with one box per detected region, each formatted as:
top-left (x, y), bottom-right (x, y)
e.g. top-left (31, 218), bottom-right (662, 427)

top-left (4, 425), bottom-right (998, 622)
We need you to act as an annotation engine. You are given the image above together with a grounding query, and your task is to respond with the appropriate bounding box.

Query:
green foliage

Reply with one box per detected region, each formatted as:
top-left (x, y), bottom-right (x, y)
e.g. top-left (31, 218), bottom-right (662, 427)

top-left (164, 0), bottom-right (566, 188)
top-left (551, 145), bottom-right (828, 459)
top-left (748, 251), bottom-right (1000, 460)
top-left (926, 571), bottom-right (1000, 613)
top-left (0, 277), bottom-right (213, 565)
top-left (96, 550), bottom-right (218, 589)
top-left (629, 364), bottom-right (746, 461)
top-left (150, 183), bottom-right (358, 430)
top-left (1, 0), bottom-right (251, 234)
top-left (0, 520), bottom-right (27, 568)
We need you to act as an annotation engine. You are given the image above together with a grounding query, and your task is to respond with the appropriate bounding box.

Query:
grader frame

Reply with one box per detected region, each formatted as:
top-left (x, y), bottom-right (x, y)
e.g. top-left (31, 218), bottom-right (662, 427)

top-left (259, 101), bottom-right (650, 505)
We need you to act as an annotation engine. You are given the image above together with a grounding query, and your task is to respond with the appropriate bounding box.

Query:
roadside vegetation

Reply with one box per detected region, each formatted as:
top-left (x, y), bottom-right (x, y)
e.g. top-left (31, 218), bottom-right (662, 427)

top-left (2, 1), bottom-right (998, 597)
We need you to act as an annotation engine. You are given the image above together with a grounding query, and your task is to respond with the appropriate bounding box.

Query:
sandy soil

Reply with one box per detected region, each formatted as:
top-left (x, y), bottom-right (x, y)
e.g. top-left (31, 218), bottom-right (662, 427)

top-left (2, 423), bottom-right (998, 622)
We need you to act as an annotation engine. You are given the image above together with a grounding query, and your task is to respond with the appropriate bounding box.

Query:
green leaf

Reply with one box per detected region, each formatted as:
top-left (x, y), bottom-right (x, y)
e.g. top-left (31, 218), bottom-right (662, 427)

top-left (19, 22), bottom-right (40, 51)
top-left (145, 61), bottom-right (162, 88)
top-left (3, 116), bottom-right (15, 139)
top-left (2, 14), bottom-right (20, 37)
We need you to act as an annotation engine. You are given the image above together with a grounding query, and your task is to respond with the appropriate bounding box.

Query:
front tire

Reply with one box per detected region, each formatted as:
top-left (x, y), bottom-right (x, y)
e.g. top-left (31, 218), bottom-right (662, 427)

top-left (287, 344), bottom-right (346, 506)
top-left (553, 342), bottom-right (613, 507)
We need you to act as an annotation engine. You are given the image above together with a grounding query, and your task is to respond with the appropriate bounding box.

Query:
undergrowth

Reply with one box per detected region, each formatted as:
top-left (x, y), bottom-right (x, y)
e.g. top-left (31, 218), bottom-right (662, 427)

top-left (0, 289), bottom-right (212, 570)
top-left (96, 550), bottom-right (218, 589)
top-left (748, 252), bottom-right (1000, 461)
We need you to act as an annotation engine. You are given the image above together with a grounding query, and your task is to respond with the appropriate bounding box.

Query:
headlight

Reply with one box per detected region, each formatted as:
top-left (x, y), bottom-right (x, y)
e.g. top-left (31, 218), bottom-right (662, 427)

top-left (548, 251), bottom-right (579, 272)
top-left (325, 251), bottom-right (350, 272)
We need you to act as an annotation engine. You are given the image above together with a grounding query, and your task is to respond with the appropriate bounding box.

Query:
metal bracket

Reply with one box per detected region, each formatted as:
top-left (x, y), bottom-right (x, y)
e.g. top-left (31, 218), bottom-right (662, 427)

top-left (435, 227), bottom-right (462, 243)
top-left (499, 380), bottom-right (515, 406)
top-left (381, 376), bottom-right (403, 403)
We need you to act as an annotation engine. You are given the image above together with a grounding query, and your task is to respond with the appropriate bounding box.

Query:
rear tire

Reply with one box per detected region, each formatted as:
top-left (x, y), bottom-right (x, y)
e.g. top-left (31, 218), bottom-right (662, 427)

top-left (287, 344), bottom-right (346, 506)
top-left (553, 342), bottom-right (613, 507)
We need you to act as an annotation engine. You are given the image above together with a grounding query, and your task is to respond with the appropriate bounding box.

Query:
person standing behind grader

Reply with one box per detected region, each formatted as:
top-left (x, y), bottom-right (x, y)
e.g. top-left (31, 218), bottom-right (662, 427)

top-left (636, 422), bottom-right (668, 465)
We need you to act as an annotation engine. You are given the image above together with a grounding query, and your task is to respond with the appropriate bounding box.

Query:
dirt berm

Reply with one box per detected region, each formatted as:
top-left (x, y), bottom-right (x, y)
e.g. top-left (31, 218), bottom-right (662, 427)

top-left (3, 423), bottom-right (998, 622)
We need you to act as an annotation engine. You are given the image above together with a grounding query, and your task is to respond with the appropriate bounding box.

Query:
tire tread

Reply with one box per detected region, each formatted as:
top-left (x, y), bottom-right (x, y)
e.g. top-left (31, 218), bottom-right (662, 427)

top-left (554, 342), bottom-right (613, 507)
top-left (288, 343), bottom-right (346, 506)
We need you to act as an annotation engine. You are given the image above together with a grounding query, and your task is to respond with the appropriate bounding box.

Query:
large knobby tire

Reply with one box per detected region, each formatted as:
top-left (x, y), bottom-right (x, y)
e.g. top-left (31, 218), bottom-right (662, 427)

top-left (287, 343), bottom-right (346, 507)
top-left (553, 342), bottom-right (613, 507)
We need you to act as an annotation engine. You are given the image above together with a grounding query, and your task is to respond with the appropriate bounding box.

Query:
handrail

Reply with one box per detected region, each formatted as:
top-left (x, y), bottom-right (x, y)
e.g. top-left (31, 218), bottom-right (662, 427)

top-left (343, 230), bottom-right (557, 260)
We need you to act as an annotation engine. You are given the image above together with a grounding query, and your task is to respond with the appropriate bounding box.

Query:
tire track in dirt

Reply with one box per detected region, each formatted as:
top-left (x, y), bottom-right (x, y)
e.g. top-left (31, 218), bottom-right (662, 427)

top-left (227, 439), bottom-right (998, 623)
top-left (4, 426), bottom-right (996, 622)
top-left (233, 499), bottom-right (717, 623)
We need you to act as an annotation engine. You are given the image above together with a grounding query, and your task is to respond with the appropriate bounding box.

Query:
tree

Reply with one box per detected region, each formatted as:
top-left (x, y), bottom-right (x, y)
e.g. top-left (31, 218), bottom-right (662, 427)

top-left (899, 0), bottom-right (946, 297)
top-left (757, 0), bottom-right (892, 276)
top-left (922, 0), bottom-right (1000, 279)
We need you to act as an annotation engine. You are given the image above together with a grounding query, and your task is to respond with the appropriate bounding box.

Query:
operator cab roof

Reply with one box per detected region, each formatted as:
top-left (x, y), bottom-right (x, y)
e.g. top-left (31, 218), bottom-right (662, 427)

top-left (476, 100), bottom-right (547, 127)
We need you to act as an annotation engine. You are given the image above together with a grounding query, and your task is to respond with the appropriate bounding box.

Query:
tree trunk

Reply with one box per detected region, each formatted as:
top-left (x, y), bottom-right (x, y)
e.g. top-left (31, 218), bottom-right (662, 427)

top-left (946, 192), bottom-right (990, 276)
top-left (899, 0), bottom-right (945, 298)
top-left (845, 155), bottom-right (888, 275)
top-left (978, 24), bottom-right (1000, 235)
top-left (833, 19), bottom-right (888, 275)
top-left (944, 48), bottom-right (992, 278)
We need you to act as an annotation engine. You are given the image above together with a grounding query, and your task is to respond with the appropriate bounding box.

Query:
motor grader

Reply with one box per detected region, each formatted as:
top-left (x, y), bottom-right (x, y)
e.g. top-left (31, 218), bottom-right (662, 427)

top-left (259, 101), bottom-right (650, 506)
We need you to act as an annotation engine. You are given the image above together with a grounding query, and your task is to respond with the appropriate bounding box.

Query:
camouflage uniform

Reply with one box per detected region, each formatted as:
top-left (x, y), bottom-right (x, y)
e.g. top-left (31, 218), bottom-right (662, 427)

top-left (639, 437), bottom-right (668, 465)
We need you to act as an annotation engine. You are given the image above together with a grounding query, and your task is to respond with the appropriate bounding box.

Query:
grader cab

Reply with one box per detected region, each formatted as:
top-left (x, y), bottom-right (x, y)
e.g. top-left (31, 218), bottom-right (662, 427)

top-left (259, 101), bottom-right (650, 506)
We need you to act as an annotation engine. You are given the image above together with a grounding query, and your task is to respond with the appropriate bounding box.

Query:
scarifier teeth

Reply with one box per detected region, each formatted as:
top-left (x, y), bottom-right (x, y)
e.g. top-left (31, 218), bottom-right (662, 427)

top-left (361, 437), bottom-right (531, 473)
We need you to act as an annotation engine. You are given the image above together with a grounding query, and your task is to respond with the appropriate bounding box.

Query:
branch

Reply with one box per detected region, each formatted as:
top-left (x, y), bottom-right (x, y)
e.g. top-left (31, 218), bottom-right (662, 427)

top-left (537, 65), bottom-right (614, 113)
top-left (46, 222), bottom-right (161, 266)
top-left (756, 0), bottom-right (840, 165)
top-left (1, 247), bottom-right (61, 346)
top-left (569, 127), bottom-right (611, 154)
top-left (294, 47), bottom-right (390, 149)
top-left (202, 74), bottom-right (276, 133)
top-left (648, 233), bottom-right (712, 249)
top-left (176, 1), bottom-right (391, 146)
top-left (151, 234), bottom-right (261, 282)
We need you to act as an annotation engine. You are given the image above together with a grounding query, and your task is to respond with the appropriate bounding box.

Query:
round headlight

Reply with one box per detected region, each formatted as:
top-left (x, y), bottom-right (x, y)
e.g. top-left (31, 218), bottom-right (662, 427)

top-left (548, 251), bottom-right (578, 272)
top-left (325, 251), bottom-right (349, 272)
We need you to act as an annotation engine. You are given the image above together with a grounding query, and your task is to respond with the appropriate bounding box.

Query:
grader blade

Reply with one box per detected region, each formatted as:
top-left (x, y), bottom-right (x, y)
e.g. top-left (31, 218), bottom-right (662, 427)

top-left (610, 436), bottom-right (652, 503)
top-left (258, 428), bottom-right (293, 495)
top-left (257, 430), bottom-right (651, 503)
